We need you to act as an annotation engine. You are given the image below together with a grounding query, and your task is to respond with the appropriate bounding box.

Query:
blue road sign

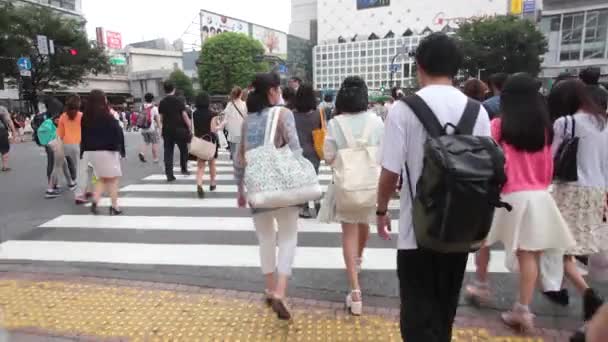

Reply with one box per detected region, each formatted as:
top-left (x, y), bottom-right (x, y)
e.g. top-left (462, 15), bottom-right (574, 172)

top-left (278, 64), bottom-right (289, 74)
top-left (523, 0), bottom-right (536, 14)
top-left (389, 64), bottom-right (401, 73)
top-left (17, 57), bottom-right (32, 71)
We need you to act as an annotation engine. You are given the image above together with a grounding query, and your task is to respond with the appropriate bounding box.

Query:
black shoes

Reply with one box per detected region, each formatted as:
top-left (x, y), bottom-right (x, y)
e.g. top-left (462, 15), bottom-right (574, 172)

top-left (90, 202), bottom-right (98, 215)
top-left (209, 184), bottom-right (217, 192)
top-left (542, 289), bottom-right (570, 306)
top-left (197, 185), bottom-right (205, 199)
top-left (110, 207), bottom-right (123, 216)
top-left (167, 175), bottom-right (177, 182)
top-left (138, 153), bottom-right (146, 163)
top-left (583, 288), bottom-right (604, 321)
top-left (181, 170), bottom-right (191, 176)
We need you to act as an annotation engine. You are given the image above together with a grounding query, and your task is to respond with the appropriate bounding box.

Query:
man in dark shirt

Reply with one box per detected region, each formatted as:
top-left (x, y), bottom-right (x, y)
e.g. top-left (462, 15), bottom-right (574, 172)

top-left (159, 81), bottom-right (192, 182)
top-left (580, 67), bottom-right (608, 111)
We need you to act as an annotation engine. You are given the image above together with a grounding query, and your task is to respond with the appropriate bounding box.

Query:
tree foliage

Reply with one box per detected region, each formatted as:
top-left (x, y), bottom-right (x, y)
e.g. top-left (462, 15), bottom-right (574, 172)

top-left (168, 69), bottom-right (195, 102)
top-left (457, 16), bottom-right (547, 77)
top-left (0, 3), bottom-right (110, 99)
top-left (198, 32), bottom-right (267, 94)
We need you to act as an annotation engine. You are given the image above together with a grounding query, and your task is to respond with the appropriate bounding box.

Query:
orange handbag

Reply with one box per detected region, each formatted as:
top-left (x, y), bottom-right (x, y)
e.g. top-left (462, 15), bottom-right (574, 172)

top-left (312, 108), bottom-right (327, 159)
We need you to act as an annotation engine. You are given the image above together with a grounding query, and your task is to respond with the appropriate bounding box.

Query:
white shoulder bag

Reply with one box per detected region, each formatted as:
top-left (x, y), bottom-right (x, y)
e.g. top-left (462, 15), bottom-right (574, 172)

top-left (244, 107), bottom-right (322, 208)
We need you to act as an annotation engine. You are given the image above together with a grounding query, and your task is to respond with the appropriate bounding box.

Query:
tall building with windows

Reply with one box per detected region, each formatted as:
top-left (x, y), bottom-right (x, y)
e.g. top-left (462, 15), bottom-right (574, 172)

top-left (539, 0), bottom-right (608, 82)
top-left (10, 0), bottom-right (84, 21)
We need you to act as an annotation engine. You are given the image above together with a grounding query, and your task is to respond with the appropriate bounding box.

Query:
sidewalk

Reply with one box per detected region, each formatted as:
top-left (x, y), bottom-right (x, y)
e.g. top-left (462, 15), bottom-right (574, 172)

top-left (0, 272), bottom-right (572, 341)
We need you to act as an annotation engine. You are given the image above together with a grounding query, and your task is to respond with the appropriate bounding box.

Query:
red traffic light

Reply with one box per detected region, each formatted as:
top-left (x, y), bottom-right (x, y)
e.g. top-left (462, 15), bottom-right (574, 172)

top-left (69, 49), bottom-right (78, 56)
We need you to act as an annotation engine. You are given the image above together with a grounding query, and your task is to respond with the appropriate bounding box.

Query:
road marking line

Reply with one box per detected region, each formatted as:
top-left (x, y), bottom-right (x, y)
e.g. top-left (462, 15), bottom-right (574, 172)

top-left (173, 166), bottom-right (332, 173)
top-left (39, 215), bottom-right (394, 233)
top-left (86, 197), bottom-right (401, 209)
top-left (121, 184), bottom-right (329, 193)
top-left (144, 174), bottom-right (333, 181)
top-left (0, 240), bottom-right (509, 272)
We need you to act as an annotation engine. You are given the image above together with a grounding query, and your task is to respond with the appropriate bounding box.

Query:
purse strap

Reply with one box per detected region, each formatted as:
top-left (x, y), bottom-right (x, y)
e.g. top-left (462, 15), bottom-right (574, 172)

top-left (264, 107), bottom-right (281, 146)
top-left (233, 101), bottom-right (245, 119)
top-left (319, 108), bottom-right (326, 130)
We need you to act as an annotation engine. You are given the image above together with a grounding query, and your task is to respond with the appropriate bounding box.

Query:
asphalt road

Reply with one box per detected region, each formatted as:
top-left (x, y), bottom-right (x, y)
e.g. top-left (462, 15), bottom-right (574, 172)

top-left (0, 132), bottom-right (603, 329)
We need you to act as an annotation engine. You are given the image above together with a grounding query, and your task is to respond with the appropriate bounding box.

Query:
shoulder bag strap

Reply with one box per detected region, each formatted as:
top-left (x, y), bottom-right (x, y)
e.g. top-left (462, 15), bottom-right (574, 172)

top-left (232, 101), bottom-right (245, 119)
top-left (266, 107), bottom-right (281, 146)
top-left (456, 99), bottom-right (481, 135)
top-left (401, 95), bottom-right (443, 138)
top-left (319, 108), bottom-right (326, 130)
top-left (571, 116), bottom-right (576, 138)
top-left (333, 115), bottom-right (357, 148)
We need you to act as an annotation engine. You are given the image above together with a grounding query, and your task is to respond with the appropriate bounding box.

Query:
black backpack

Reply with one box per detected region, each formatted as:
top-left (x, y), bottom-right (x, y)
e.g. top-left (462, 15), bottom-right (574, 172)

top-left (402, 95), bottom-right (511, 253)
top-left (553, 116), bottom-right (578, 182)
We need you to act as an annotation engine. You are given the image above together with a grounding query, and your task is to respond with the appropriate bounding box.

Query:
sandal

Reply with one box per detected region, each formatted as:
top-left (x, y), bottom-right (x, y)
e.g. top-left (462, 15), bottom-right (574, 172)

top-left (271, 297), bottom-right (292, 320)
top-left (346, 289), bottom-right (363, 316)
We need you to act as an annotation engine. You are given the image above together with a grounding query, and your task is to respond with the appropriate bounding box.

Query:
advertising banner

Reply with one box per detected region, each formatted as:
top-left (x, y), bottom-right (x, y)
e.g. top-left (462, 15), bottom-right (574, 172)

top-left (201, 10), bottom-right (249, 43)
top-left (252, 25), bottom-right (287, 59)
top-left (357, 0), bottom-right (390, 10)
top-left (106, 31), bottom-right (123, 50)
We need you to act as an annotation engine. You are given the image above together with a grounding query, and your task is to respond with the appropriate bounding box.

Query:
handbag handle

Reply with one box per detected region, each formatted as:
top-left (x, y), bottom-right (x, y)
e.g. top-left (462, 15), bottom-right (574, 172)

top-left (319, 108), bottom-right (326, 130)
top-left (264, 107), bottom-right (281, 146)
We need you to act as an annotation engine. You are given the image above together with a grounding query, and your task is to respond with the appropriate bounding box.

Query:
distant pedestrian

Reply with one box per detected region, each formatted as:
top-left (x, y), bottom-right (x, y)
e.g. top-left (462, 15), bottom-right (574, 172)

top-left (235, 72), bottom-right (302, 321)
top-left (82, 90), bottom-right (126, 216)
top-left (0, 105), bottom-right (18, 172)
top-left (318, 93), bottom-right (335, 122)
top-left (293, 84), bottom-right (323, 218)
top-left (579, 67), bottom-right (608, 112)
top-left (463, 78), bottom-right (489, 102)
top-left (193, 92), bottom-right (222, 198)
top-left (38, 112), bottom-right (73, 198)
top-left (483, 73), bottom-right (508, 119)
top-left (159, 81), bottom-right (192, 182)
top-left (288, 76), bottom-right (302, 92)
top-left (322, 76), bottom-right (384, 316)
top-left (376, 33), bottom-right (492, 342)
top-left (281, 86), bottom-right (296, 110)
top-left (224, 86), bottom-right (248, 161)
top-left (138, 93), bottom-right (161, 163)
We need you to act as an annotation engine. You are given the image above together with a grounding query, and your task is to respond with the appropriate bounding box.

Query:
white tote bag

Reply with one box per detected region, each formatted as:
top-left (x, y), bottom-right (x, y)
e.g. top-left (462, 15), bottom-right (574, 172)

top-left (244, 108), bottom-right (322, 208)
top-left (189, 135), bottom-right (216, 160)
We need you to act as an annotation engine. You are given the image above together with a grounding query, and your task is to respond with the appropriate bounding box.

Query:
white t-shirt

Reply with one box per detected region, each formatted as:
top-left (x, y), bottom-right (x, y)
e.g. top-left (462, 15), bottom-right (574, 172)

top-left (380, 85), bottom-right (491, 250)
top-left (141, 104), bottom-right (160, 132)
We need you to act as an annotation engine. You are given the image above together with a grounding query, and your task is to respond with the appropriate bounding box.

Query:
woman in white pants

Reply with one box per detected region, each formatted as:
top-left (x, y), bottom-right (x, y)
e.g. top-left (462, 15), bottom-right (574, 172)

top-left (235, 73), bottom-right (301, 321)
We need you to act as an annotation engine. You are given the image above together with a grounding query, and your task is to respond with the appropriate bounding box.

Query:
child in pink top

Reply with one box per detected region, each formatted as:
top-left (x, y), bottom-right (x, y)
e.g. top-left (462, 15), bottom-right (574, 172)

top-left (465, 74), bottom-right (575, 331)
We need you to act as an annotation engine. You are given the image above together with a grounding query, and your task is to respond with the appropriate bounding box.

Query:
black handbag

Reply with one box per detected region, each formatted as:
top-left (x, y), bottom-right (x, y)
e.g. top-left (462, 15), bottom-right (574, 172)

top-left (553, 116), bottom-right (579, 182)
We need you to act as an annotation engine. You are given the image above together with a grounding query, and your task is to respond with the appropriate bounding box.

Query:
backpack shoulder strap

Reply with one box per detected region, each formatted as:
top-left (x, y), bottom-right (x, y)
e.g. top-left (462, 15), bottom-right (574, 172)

top-left (401, 95), bottom-right (443, 138)
top-left (333, 115), bottom-right (357, 148)
top-left (456, 99), bottom-right (481, 135)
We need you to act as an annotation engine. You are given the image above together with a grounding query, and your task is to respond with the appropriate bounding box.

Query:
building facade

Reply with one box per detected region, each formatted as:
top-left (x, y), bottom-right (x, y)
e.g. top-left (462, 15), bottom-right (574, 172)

top-left (289, 0), bottom-right (318, 43)
top-left (539, 0), bottom-right (608, 81)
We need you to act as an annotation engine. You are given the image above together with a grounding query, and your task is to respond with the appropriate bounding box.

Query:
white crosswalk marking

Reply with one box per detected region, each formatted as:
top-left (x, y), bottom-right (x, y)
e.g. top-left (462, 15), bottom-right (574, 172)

top-left (0, 151), bottom-right (514, 277)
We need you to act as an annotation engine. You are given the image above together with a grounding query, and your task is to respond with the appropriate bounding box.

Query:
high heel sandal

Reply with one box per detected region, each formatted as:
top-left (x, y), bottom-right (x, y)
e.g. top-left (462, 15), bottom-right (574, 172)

top-left (109, 207), bottom-right (123, 216)
top-left (271, 296), bottom-right (292, 320)
top-left (345, 289), bottom-right (363, 316)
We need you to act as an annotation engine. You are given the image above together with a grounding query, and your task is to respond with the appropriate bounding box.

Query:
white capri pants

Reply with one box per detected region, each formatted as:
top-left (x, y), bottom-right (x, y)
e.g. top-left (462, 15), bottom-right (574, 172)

top-left (252, 207), bottom-right (299, 276)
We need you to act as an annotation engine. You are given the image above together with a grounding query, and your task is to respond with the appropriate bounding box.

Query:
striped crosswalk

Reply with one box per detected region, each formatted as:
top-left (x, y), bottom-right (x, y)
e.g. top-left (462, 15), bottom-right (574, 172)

top-left (0, 151), bottom-right (511, 276)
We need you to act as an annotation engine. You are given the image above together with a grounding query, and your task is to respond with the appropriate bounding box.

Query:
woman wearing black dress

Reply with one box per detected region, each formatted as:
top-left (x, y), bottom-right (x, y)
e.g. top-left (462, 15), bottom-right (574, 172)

top-left (193, 92), bottom-right (220, 198)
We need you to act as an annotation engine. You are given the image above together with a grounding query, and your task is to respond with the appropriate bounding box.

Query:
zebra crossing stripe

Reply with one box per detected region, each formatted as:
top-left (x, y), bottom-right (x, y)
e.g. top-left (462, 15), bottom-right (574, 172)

top-left (121, 184), bottom-right (330, 193)
top-left (144, 174), bottom-right (334, 181)
top-left (173, 166), bottom-right (333, 173)
top-left (88, 197), bottom-right (401, 209)
top-left (0, 240), bottom-right (509, 272)
top-left (39, 215), bottom-right (396, 234)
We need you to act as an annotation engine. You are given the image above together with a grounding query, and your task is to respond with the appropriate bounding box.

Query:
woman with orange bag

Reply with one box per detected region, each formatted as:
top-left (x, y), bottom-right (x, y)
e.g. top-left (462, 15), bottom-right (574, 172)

top-left (293, 84), bottom-right (324, 218)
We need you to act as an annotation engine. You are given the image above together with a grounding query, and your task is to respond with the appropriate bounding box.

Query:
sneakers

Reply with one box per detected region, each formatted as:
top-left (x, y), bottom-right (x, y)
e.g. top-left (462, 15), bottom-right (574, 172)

top-left (583, 288), bottom-right (604, 321)
top-left (138, 153), bottom-right (146, 163)
top-left (465, 281), bottom-right (492, 306)
top-left (501, 303), bottom-right (535, 332)
top-left (45, 188), bottom-right (61, 199)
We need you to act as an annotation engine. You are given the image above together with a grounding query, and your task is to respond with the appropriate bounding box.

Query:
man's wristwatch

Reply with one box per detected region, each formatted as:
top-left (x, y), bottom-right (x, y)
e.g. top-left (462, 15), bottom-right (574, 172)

top-left (376, 209), bottom-right (388, 217)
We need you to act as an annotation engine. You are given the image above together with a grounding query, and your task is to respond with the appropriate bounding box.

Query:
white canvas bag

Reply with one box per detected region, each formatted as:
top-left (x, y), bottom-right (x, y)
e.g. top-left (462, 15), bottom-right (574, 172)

top-left (244, 108), bottom-right (322, 208)
top-left (332, 115), bottom-right (380, 214)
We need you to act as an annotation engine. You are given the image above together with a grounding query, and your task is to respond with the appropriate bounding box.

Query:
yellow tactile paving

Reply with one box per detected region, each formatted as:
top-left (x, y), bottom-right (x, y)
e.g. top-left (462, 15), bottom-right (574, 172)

top-left (0, 279), bottom-right (546, 341)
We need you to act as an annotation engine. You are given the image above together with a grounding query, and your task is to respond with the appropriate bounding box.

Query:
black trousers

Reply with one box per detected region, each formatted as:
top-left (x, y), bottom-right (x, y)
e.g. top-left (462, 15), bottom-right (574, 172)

top-left (398, 248), bottom-right (469, 342)
top-left (163, 134), bottom-right (188, 179)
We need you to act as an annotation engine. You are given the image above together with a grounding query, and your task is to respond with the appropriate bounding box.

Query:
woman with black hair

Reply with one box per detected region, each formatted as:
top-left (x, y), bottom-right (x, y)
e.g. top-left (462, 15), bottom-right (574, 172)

top-left (235, 72), bottom-right (302, 321)
top-left (193, 92), bottom-right (221, 198)
top-left (467, 74), bottom-right (575, 331)
top-left (293, 84), bottom-right (323, 218)
top-left (322, 76), bottom-right (384, 316)
top-left (546, 79), bottom-right (608, 322)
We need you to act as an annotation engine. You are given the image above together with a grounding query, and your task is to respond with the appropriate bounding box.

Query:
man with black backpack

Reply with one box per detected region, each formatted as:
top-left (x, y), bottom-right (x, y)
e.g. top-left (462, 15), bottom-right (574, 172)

top-left (376, 33), bottom-right (506, 342)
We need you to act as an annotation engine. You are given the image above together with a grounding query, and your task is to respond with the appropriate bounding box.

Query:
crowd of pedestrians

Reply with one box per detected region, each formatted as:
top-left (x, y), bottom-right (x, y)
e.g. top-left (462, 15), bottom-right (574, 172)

top-left (4, 30), bottom-right (608, 342)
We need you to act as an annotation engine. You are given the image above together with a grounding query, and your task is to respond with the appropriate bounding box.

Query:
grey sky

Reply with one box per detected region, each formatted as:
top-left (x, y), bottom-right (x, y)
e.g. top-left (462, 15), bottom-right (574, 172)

top-left (83, 0), bottom-right (291, 47)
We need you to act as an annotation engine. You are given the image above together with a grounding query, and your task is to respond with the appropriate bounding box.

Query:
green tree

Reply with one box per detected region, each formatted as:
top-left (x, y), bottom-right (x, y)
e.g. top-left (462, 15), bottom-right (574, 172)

top-left (168, 69), bottom-right (195, 102)
top-left (198, 32), bottom-right (267, 94)
top-left (0, 3), bottom-right (110, 104)
top-left (457, 16), bottom-right (547, 77)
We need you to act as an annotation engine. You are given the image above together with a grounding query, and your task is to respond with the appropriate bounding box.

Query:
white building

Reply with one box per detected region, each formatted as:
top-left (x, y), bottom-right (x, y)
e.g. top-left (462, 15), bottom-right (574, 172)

top-left (539, 0), bottom-right (608, 82)
top-left (126, 47), bottom-right (184, 100)
top-left (312, 0), bottom-right (511, 91)
top-left (289, 0), bottom-right (318, 42)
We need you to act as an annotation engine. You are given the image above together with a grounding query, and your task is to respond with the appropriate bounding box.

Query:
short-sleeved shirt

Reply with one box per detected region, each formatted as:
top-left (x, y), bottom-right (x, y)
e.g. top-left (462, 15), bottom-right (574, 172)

top-left (380, 85), bottom-right (491, 250)
top-left (141, 104), bottom-right (160, 132)
top-left (158, 95), bottom-right (187, 137)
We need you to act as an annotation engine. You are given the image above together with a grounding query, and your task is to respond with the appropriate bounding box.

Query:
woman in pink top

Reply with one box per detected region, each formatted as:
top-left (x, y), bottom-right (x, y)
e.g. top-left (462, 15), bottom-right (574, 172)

top-left (466, 74), bottom-right (575, 331)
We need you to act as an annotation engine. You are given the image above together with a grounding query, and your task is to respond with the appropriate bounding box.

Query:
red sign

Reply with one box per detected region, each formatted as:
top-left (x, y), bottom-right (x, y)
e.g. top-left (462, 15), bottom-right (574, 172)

top-left (106, 31), bottom-right (122, 50)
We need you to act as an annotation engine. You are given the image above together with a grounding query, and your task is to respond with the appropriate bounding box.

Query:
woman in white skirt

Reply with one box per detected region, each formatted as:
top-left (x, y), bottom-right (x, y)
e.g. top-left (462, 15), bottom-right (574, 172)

top-left (81, 90), bottom-right (126, 215)
top-left (547, 79), bottom-right (607, 322)
top-left (321, 76), bottom-right (384, 315)
top-left (468, 74), bottom-right (575, 331)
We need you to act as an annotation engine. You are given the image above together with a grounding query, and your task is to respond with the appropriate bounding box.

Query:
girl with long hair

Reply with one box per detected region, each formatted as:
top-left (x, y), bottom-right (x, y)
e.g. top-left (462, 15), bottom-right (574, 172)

top-left (466, 74), bottom-right (575, 331)
top-left (193, 92), bottom-right (222, 198)
top-left (82, 90), bottom-right (125, 215)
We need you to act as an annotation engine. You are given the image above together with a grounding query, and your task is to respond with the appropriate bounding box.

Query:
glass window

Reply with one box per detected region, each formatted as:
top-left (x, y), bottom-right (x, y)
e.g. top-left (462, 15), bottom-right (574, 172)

top-left (347, 51), bottom-right (353, 58)
top-left (354, 51), bottom-right (360, 57)
top-left (561, 12), bottom-right (585, 61)
top-left (382, 48), bottom-right (388, 55)
top-left (583, 10), bottom-right (608, 59)
top-left (361, 50), bottom-right (366, 57)
top-left (341, 52), bottom-right (346, 58)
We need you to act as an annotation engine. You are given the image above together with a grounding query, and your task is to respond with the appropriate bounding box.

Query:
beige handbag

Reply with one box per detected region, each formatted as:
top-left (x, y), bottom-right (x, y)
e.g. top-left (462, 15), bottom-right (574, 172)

top-left (189, 134), bottom-right (216, 161)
